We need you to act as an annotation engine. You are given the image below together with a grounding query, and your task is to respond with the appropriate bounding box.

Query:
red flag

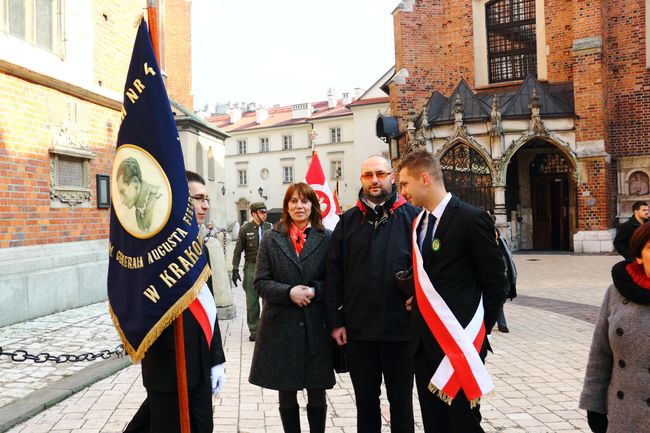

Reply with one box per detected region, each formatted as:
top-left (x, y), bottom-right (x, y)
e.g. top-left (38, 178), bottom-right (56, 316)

top-left (305, 151), bottom-right (340, 230)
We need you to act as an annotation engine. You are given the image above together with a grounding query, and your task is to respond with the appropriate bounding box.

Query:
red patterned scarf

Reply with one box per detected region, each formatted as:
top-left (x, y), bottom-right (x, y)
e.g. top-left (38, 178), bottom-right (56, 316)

top-left (289, 223), bottom-right (309, 255)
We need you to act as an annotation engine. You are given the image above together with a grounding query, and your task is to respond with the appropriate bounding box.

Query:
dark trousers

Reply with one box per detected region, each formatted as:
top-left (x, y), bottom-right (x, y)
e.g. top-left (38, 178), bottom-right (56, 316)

top-left (497, 303), bottom-right (508, 329)
top-left (413, 344), bottom-right (484, 433)
top-left (346, 339), bottom-right (414, 433)
top-left (124, 380), bottom-right (213, 433)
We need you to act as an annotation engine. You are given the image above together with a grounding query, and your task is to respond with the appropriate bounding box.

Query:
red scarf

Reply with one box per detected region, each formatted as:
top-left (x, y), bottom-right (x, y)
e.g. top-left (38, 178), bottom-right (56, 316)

top-left (289, 223), bottom-right (309, 255)
top-left (626, 261), bottom-right (650, 290)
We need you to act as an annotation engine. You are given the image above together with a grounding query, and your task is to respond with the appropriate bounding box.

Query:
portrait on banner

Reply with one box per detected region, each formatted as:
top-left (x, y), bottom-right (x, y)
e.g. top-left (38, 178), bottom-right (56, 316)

top-left (111, 144), bottom-right (172, 238)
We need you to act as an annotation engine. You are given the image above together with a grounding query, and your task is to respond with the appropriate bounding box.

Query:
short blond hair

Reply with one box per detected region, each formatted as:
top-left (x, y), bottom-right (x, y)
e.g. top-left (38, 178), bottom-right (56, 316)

top-left (398, 149), bottom-right (444, 184)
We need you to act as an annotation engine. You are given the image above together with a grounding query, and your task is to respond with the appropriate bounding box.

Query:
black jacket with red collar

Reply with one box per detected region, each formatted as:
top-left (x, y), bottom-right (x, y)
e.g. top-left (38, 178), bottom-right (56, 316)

top-left (325, 187), bottom-right (420, 341)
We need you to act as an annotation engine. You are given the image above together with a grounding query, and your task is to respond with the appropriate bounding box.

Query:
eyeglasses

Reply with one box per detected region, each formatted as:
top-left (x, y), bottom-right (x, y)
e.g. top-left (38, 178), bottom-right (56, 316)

top-left (190, 194), bottom-right (210, 204)
top-left (360, 170), bottom-right (392, 180)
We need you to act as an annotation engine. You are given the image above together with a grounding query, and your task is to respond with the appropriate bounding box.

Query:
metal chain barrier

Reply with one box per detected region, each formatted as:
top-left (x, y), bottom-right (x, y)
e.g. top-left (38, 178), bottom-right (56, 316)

top-left (0, 344), bottom-right (125, 363)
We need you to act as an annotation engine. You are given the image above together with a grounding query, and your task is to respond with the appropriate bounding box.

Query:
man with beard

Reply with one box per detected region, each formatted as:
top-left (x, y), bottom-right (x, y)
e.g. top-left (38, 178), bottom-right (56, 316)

top-left (614, 200), bottom-right (648, 261)
top-left (325, 155), bottom-right (419, 433)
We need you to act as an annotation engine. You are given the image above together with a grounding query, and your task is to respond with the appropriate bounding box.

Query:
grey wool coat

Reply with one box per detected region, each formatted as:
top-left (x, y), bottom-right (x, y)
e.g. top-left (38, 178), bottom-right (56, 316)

top-left (248, 227), bottom-right (335, 391)
top-left (579, 279), bottom-right (650, 433)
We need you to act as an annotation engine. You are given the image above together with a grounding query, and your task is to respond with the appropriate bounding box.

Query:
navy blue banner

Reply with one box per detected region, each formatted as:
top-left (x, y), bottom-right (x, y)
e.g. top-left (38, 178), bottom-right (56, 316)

top-left (107, 19), bottom-right (209, 362)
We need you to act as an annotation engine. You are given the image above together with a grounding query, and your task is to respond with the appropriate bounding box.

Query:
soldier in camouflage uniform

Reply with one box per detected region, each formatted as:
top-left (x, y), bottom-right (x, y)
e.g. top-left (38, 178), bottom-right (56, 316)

top-left (232, 202), bottom-right (272, 341)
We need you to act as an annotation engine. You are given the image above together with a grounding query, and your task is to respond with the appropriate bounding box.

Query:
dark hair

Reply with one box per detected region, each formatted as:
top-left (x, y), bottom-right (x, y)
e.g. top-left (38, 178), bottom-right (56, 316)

top-left (185, 170), bottom-right (205, 185)
top-left (117, 157), bottom-right (141, 183)
top-left (280, 182), bottom-right (324, 235)
top-left (398, 149), bottom-right (444, 184)
top-left (633, 201), bottom-right (648, 212)
top-left (629, 223), bottom-right (650, 259)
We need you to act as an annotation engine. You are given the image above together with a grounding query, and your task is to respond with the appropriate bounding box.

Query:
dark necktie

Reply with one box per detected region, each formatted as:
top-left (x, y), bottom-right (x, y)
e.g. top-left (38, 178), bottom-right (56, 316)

top-left (422, 213), bottom-right (437, 267)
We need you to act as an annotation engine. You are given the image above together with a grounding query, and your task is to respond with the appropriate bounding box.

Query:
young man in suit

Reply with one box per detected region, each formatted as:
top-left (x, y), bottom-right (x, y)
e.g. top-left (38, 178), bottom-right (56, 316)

top-left (397, 149), bottom-right (507, 433)
top-left (124, 170), bottom-right (226, 433)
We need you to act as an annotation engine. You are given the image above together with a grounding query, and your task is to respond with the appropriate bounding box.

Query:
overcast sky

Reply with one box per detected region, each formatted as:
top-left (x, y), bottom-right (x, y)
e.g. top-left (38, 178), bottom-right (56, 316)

top-left (191, 0), bottom-right (398, 110)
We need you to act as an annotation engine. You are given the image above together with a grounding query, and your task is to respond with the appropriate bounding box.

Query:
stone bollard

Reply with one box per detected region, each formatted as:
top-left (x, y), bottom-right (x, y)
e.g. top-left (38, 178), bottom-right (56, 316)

top-left (205, 235), bottom-right (236, 320)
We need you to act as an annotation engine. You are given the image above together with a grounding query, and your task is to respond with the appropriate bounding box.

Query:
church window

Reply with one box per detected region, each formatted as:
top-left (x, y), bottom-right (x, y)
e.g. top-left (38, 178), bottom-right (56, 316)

top-left (486, 0), bottom-right (537, 83)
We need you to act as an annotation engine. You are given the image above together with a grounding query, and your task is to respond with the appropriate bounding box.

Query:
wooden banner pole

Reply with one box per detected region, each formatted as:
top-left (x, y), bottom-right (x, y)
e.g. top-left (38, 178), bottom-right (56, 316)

top-left (146, 2), bottom-right (191, 433)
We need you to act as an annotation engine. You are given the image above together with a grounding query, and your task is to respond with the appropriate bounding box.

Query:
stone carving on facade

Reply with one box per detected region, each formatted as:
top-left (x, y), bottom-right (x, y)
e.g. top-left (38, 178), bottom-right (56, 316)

top-left (489, 95), bottom-right (502, 137)
top-left (236, 197), bottom-right (251, 211)
top-left (438, 95), bottom-right (486, 158)
top-left (415, 103), bottom-right (434, 148)
top-left (51, 102), bottom-right (89, 151)
top-left (435, 96), bottom-right (493, 176)
top-left (629, 171), bottom-right (650, 196)
top-left (49, 153), bottom-right (92, 207)
top-left (527, 89), bottom-right (546, 136)
top-left (403, 107), bottom-right (426, 154)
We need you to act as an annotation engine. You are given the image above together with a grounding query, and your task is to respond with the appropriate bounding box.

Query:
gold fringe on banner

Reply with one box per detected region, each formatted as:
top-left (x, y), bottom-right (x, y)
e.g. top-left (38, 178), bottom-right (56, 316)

top-left (109, 263), bottom-right (212, 363)
top-left (428, 382), bottom-right (482, 409)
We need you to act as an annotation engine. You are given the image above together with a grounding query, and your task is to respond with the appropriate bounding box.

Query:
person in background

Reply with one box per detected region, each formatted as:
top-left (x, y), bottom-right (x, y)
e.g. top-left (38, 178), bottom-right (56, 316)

top-left (249, 183), bottom-right (334, 433)
top-left (232, 202), bottom-right (272, 341)
top-left (488, 211), bottom-right (517, 333)
top-left (580, 222), bottom-right (650, 433)
top-left (613, 200), bottom-right (648, 261)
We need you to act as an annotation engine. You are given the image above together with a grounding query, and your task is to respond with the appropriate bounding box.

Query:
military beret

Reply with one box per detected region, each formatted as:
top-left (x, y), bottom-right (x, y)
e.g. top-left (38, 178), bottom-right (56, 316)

top-left (250, 202), bottom-right (267, 212)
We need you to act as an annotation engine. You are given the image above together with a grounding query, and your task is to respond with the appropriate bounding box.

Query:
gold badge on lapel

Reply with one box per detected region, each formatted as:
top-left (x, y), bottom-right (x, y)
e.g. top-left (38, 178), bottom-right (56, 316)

top-left (432, 238), bottom-right (441, 252)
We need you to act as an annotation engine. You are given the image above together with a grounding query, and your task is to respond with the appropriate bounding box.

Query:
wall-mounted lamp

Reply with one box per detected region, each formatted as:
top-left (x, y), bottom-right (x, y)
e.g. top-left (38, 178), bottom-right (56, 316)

top-left (258, 187), bottom-right (267, 200)
top-left (218, 182), bottom-right (226, 195)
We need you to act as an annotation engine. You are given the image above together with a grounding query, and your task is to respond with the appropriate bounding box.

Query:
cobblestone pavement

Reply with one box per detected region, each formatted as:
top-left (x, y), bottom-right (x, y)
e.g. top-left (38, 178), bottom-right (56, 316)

top-left (3, 253), bottom-right (622, 433)
top-left (0, 303), bottom-right (122, 408)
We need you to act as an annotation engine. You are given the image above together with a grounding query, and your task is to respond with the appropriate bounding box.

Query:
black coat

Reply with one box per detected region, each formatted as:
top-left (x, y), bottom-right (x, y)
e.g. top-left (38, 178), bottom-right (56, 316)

top-left (325, 189), bottom-right (420, 341)
top-left (411, 196), bottom-right (508, 363)
top-left (249, 227), bottom-right (335, 391)
top-left (141, 249), bottom-right (225, 392)
top-left (613, 217), bottom-right (643, 261)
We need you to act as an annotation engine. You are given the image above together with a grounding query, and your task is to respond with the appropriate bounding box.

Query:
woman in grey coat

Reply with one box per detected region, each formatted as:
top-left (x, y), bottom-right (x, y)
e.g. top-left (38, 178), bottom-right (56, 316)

top-left (579, 222), bottom-right (650, 433)
top-left (250, 182), bottom-right (335, 433)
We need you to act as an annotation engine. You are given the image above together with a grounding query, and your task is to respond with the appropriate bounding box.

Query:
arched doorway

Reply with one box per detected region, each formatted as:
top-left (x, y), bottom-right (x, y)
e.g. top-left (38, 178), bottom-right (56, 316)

top-left (505, 139), bottom-right (575, 250)
top-left (440, 142), bottom-right (494, 211)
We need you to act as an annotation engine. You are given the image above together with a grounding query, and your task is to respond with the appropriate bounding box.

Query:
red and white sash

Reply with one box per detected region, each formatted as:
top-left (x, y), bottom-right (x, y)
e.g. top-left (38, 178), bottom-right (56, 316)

top-left (188, 282), bottom-right (217, 348)
top-left (411, 211), bottom-right (494, 406)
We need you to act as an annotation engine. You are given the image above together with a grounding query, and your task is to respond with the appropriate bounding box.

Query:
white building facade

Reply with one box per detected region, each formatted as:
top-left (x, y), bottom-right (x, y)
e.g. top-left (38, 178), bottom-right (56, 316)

top-left (209, 83), bottom-right (391, 225)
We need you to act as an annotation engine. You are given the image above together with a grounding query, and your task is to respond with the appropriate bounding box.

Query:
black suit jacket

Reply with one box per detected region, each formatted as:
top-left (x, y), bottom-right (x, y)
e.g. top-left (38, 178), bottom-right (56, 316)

top-left (141, 249), bottom-right (226, 392)
top-left (613, 217), bottom-right (642, 261)
top-left (411, 196), bottom-right (508, 364)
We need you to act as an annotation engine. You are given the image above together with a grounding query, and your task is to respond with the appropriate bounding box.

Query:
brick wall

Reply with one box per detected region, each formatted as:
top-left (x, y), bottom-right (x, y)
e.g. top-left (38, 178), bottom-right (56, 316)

top-left (93, 1), bottom-right (145, 93)
top-left (0, 0), bottom-right (194, 249)
top-left (605, 0), bottom-right (650, 158)
top-left (576, 157), bottom-right (612, 230)
top-left (163, 0), bottom-right (193, 109)
top-left (545, 0), bottom-right (574, 82)
top-left (0, 75), bottom-right (120, 248)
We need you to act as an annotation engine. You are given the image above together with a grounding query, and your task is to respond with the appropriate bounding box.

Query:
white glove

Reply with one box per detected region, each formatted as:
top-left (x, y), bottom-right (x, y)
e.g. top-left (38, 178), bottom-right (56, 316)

top-left (211, 363), bottom-right (226, 395)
